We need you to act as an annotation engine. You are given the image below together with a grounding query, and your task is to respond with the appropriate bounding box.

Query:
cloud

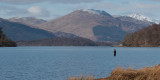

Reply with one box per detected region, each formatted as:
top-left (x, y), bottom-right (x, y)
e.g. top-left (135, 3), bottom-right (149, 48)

top-left (150, 0), bottom-right (160, 1)
top-left (122, 1), bottom-right (130, 4)
top-left (28, 6), bottom-right (42, 15)
top-left (28, 6), bottom-right (50, 17)
top-left (0, 0), bottom-right (101, 4)
top-left (92, 1), bottom-right (160, 19)
top-left (0, 6), bottom-right (28, 16)
top-left (0, 5), bottom-right (51, 19)
top-left (94, 1), bottom-right (160, 11)
top-left (94, 2), bottom-right (128, 11)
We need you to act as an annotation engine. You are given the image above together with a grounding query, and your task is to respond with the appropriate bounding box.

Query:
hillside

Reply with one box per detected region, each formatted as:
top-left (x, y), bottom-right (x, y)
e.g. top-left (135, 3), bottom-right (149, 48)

top-left (0, 18), bottom-right (55, 41)
top-left (0, 28), bottom-right (16, 47)
top-left (54, 32), bottom-right (78, 38)
top-left (37, 9), bottom-right (152, 42)
top-left (17, 37), bottom-right (112, 46)
top-left (122, 24), bottom-right (160, 47)
top-left (9, 17), bottom-right (47, 27)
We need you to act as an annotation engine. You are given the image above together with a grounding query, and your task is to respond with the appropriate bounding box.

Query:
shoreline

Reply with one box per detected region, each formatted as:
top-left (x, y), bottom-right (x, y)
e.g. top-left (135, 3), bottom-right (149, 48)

top-left (69, 64), bottom-right (160, 80)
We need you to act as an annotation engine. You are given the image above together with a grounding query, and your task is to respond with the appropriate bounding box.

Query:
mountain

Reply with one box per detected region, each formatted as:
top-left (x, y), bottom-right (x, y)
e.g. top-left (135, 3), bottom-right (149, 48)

top-left (37, 9), bottom-right (152, 42)
top-left (0, 28), bottom-right (16, 47)
top-left (0, 18), bottom-right (55, 41)
top-left (115, 16), bottom-right (151, 25)
top-left (114, 16), bottom-right (153, 32)
top-left (8, 17), bottom-right (80, 38)
top-left (122, 24), bottom-right (160, 47)
top-left (9, 17), bottom-right (47, 27)
top-left (17, 37), bottom-right (112, 46)
top-left (153, 19), bottom-right (160, 24)
top-left (128, 14), bottom-right (152, 22)
top-left (128, 14), bottom-right (160, 24)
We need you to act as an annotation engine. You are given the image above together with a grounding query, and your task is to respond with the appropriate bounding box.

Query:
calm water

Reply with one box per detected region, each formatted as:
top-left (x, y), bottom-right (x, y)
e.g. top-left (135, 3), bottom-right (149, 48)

top-left (0, 47), bottom-right (160, 80)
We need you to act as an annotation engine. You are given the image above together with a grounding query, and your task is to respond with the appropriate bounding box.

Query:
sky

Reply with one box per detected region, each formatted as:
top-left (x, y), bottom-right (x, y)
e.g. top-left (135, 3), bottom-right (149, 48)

top-left (0, 0), bottom-right (160, 20)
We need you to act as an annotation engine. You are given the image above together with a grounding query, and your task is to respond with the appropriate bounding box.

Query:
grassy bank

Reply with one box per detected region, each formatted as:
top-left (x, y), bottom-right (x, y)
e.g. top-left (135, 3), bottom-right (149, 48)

top-left (68, 64), bottom-right (160, 80)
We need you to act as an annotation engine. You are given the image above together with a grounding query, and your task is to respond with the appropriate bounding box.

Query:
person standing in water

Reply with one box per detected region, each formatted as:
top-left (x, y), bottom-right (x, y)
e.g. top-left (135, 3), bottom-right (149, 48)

top-left (114, 49), bottom-right (116, 56)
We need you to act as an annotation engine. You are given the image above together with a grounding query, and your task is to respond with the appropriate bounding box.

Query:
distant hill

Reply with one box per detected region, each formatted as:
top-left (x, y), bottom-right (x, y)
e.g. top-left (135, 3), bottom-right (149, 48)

top-left (9, 17), bottom-right (47, 27)
top-left (17, 37), bottom-right (112, 46)
top-left (0, 28), bottom-right (16, 47)
top-left (0, 18), bottom-right (55, 41)
top-left (8, 17), bottom-right (80, 39)
top-left (37, 9), bottom-right (152, 42)
top-left (122, 24), bottom-right (160, 47)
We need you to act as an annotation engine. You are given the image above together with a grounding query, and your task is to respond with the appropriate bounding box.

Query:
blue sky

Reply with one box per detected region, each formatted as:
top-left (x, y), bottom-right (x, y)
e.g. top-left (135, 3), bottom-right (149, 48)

top-left (0, 0), bottom-right (160, 20)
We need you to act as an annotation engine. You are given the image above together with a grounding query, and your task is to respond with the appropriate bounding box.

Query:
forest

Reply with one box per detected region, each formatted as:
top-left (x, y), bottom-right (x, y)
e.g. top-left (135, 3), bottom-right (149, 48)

top-left (122, 24), bottom-right (160, 47)
top-left (0, 28), bottom-right (16, 47)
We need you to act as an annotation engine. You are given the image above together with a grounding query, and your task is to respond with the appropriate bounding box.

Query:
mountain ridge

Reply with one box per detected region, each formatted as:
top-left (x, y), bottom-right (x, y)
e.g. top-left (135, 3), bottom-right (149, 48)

top-left (9, 17), bottom-right (47, 28)
top-left (2, 9), bottom-right (154, 42)
top-left (0, 18), bottom-right (55, 41)
top-left (37, 9), bottom-right (153, 42)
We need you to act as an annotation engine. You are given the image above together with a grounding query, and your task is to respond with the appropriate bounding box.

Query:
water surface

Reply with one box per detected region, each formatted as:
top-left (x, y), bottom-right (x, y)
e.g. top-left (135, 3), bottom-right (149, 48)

top-left (0, 47), bottom-right (159, 80)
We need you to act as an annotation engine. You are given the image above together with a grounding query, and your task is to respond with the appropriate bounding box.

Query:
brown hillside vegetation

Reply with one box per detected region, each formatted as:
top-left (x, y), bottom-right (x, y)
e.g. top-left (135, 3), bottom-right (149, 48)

top-left (68, 75), bottom-right (95, 80)
top-left (68, 64), bottom-right (160, 80)
top-left (122, 24), bottom-right (160, 47)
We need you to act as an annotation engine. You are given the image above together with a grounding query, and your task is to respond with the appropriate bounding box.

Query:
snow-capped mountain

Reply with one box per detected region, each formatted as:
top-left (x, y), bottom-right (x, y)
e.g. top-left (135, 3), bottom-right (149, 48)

top-left (128, 14), bottom-right (160, 24)
top-left (128, 14), bottom-right (152, 22)
top-left (152, 19), bottom-right (160, 24)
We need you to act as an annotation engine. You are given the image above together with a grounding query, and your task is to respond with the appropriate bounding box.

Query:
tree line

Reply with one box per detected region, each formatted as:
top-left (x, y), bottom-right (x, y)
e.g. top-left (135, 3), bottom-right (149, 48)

top-left (0, 28), bottom-right (16, 47)
top-left (122, 24), bottom-right (160, 47)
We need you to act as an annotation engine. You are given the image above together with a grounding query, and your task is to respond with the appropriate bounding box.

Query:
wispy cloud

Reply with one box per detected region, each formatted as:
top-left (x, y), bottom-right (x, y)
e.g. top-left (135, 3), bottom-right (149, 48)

top-left (0, 0), bottom-right (160, 19)
top-left (92, 1), bottom-right (160, 18)
top-left (0, 5), bottom-right (51, 19)
top-left (93, 2), bottom-right (130, 11)
top-left (0, 0), bottom-right (101, 4)
top-left (150, 0), bottom-right (160, 1)
top-left (0, 5), bottom-right (27, 17)
top-left (122, 1), bottom-right (130, 4)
